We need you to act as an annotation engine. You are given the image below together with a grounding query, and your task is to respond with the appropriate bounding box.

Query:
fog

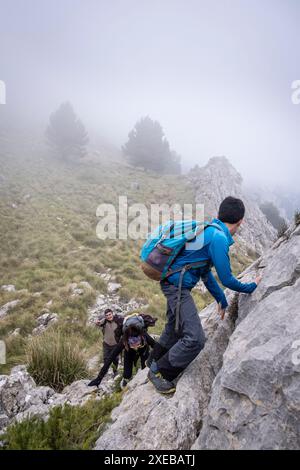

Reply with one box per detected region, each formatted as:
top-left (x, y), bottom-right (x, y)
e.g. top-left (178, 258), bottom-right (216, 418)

top-left (1, 0), bottom-right (300, 187)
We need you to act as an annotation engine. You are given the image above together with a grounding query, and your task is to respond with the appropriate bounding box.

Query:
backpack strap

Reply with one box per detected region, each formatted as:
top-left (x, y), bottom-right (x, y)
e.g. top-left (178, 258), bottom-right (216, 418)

top-left (164, 222), bottom-right (222, 280)
top-left (171, 223), bottom-right (223, 333)
top-left (174, 260), bottom-right (213, 333)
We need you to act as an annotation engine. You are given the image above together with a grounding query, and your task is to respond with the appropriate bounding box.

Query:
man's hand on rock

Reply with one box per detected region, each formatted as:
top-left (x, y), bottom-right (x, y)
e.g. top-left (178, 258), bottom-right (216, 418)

top-left (255, 275), bottom-right (262, 285)
top-left (217, 303), bottom-right (226, 320)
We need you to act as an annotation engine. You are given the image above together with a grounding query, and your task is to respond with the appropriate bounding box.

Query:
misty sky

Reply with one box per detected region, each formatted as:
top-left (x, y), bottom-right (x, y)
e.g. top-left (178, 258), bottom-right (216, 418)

top-left (1, 0), bottom-right (300, 186)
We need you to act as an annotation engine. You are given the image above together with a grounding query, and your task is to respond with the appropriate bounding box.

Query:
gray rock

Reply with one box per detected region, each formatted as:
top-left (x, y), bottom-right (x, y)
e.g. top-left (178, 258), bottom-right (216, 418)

top-left (0, 414), bottom-right (9, 429)
top-left (87, 293), bottom-right (147, 325)
top-left (69, 281), bottom-right (93, 297)
top-left (69, 283), bottom-right (84, 296)
top-left (79, 281), bottom-right (93, 291)
top-left (107, 282), bottom-right (121, 294)
top-left (54, 380), bottom-right (98, 407)
top-left (0, 366), bottom-right (36, 418)
top-left (194, 224), bottom-right (300, 450)
top-left (189, 157), bottom-right (276, 254)
top-left (15, 404), bottom-right (51, 423)
top-left (9, 328), bottom-right (21, 337)
top-left (0, 300), bottom-right (20, 319)
top-left (0, 363), bottom-right (119, 430)
top-left (33, 291), bottom-right (43, 297)
top-left (32, 312), bottom-right (58, 335)
top-left (1, 285), bottom-right (16, 292)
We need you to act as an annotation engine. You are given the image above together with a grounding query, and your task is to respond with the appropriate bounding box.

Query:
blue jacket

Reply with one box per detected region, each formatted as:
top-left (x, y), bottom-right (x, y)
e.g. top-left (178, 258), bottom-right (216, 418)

top-left (167, 218), bottom-right (257, 309)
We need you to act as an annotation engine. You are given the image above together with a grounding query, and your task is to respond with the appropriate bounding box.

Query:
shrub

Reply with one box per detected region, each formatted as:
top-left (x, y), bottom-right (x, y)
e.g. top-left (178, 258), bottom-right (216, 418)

top-left (277, 221), bottom-right (289, 239)
top-left (26, 329), bottom-right (88, 392)
top-left (1, 394), bottom-right (122, 450)
top-left (294, 210), bottom-right (300, 226)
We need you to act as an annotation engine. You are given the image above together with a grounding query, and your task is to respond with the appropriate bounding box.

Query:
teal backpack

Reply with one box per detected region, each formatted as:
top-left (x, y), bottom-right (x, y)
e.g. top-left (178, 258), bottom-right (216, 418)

top-left (140, 219), bottom-right (221, 282)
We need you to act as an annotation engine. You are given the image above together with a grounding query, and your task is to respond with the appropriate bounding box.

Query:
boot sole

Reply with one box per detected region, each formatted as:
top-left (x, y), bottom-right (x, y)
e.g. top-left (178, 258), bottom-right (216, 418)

top-left (147, 377), bottom-right (176, 395)
top-left (158, 387), bottom-right (176, 395)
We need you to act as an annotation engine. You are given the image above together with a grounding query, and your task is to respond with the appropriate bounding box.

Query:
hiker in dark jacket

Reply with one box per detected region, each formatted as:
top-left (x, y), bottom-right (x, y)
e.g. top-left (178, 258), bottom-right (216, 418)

top-left (96, 308), bottom-right (123, 376)
top-left (147, 197), bottom-right (262, 394)
top-left (89, 314), bottom-right (157, 389)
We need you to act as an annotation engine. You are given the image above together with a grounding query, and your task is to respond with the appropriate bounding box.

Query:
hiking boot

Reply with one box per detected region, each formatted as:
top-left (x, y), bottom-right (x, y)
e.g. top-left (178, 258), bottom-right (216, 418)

top-left (147, 369), bottom-right (176, 395)
top-left (88, 377), bottom-right (101, 387)
top-left (120, 379), bottom-right (128, 390)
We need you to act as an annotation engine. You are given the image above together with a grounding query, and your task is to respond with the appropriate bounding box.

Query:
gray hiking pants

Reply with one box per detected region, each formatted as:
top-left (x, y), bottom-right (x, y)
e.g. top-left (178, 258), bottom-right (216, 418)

top-left (156, 281), bottom-right (206, 381)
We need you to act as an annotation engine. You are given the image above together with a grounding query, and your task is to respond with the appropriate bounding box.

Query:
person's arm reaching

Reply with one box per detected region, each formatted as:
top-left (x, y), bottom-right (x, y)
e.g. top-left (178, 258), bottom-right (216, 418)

top-left (209, 233), bottom-right (257, 293)
top-left (202, 270), bottom-right (228, 309)
top-left (144, 332), bottom-right (156, 348)
top-left (96, 317), bottom-right (106, 328)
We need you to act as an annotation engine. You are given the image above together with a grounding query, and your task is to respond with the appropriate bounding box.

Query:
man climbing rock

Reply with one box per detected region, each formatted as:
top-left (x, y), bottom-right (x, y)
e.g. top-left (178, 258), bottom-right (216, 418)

top-left (96, 308), bottom-right (123, 376)
top-left (147, 196), bottom-right (262, 394)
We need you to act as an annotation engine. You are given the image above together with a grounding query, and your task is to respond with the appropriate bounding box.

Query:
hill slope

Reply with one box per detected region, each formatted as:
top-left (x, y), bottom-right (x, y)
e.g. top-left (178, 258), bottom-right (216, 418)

top-left (0, 144), bottom-right (256, 373)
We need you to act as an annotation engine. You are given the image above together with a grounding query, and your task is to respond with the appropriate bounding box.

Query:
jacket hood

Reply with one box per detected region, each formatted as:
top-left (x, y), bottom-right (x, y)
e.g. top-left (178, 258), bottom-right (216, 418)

top-left (211, 218), bottom-right (235, 247)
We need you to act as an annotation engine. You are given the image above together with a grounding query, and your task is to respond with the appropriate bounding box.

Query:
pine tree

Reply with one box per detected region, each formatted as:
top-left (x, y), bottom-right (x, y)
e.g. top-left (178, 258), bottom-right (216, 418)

top-left (122, 116), bottom-right (181, 174)
top-left (46, 102), bottom-right (88, 162)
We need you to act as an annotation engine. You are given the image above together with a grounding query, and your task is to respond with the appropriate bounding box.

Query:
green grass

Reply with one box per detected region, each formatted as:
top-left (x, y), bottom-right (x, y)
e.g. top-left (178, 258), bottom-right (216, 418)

top-left (1, 393), bottom-right (122, 450)
top-left (26, 328), bottom-right (89, 392)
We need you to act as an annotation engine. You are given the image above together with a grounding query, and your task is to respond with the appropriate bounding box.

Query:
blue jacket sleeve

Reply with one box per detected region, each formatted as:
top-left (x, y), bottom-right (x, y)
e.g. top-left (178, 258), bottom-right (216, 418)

top-left (209, 233), bottom-right (257, 294)
top-left (203, 271), bottom-right (228, 309)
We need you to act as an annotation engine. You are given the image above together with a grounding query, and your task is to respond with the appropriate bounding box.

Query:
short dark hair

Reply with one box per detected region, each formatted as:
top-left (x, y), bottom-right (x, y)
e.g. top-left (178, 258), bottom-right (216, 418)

top-left (104, 308), bottom-right (113, 315)
top-left (218, 196), bottom-right (245, 224)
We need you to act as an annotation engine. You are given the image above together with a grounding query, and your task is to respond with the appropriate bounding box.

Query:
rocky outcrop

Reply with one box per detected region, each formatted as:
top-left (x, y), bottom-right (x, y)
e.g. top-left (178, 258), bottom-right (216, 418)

top-left (1, 285), bottom-right (16, 293)
top-left (95, 222), bottom-right (300, 450)
top-left (194, 223), bottom-right (300, 450)
top-left (189, 157), bottom-right (276, 254)
top-left (69, 281), bottom-right (93, 297)
top-left (0, 300), bottom-right (20, 319)
top-left (88, 293), bottom-right (148, 325)
top-left (32, 312), bottom-right (58, 336)
top-left (87, 269), bottom-right (148, 324)
top-left (0, 365), bottom-right (119, 432)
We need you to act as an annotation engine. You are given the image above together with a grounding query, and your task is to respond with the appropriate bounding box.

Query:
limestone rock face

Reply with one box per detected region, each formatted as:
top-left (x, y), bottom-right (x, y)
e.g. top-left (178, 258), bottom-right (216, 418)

top-left (95, 290), bottom-right (237, 450)
top-left (95, 223), bottom-right (300, 450)
top-left (194, 224), bottom-right (300, 450)
top-left (0, 366), bottom-right (119, 432)
top-left (189, 157), bottom-right (276, 254)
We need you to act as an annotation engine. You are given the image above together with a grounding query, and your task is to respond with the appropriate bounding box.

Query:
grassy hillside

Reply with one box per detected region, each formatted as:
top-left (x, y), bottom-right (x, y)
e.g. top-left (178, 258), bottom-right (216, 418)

top-left (0, 142), bottom-right (254, 375)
